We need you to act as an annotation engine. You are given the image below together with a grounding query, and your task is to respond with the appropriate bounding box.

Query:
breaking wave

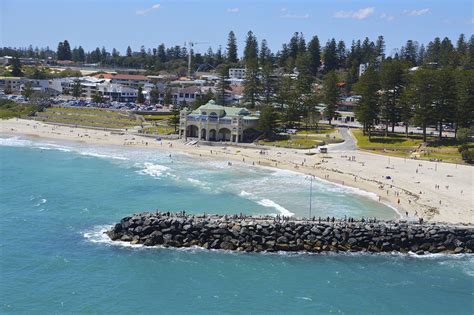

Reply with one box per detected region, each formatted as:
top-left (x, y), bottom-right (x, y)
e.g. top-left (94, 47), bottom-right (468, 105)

top-left (239, 190), bottom-right (295, 216)
top-left (138, 162), bottom-right (170, 178)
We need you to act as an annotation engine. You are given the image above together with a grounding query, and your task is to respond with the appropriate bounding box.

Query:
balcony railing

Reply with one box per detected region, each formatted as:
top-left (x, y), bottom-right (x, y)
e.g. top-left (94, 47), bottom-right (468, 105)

top-left (186, 115), bottom-right (233, 124)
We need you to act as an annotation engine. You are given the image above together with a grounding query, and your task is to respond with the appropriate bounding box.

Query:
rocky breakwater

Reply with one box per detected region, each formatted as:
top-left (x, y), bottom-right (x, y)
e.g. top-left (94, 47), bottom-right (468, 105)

top-left (106, 212), bottom-right (474, 255)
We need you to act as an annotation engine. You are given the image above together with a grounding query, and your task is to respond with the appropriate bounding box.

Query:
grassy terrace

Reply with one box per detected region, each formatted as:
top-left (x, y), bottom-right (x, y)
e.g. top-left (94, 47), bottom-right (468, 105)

top-left (352, 129), bottom-right (473, 163)
top-left (35, 116), bottom-right (138, 129)
top-left (140, 126), bottom-right (176, 135)
top-left (0, 100), bottom-right (38, 119)
top-left (51, 106), bottom-right (135, 118)
top-left (140, 114), bottom-right (173, 121)
top-left (34, 107), bottom-right (141, 129)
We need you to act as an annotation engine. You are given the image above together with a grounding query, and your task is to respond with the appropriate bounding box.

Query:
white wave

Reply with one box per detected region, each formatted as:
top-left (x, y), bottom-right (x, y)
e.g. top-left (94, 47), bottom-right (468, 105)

top-left (138, 162), bottom-right (170, 178)
top-left (239, 190), bottom-right (294, 216)
top-left (0, 136), bottom-right (33, 147)
top-left (257, 199), bottom-right (294, 216)
top-left (37, 143), bottom-right (73, 152)
top-left (83, 225), bottom-right (216, 253)
top-left (36, 145), bottom-right (72, 152)
top-left (35, 198), bottom-right (47, 206)
top-left (438, 257), bottom-right (474, 277)
top-left (186, 178), bottom-right (209, 188)
top-left (83, 225), bottom-right (144, 248)
top-left (0, 136), bottom-right (73, 152)
top-left (239, 190), bottom-right (253, 198)
top-left (187, 178), bottom-right (203, 185)
top-left (380, 201), bottom-right (404, 218)
top-left (79, 151), bottom-right (128, 160)
top-left (296, 297), bottom-right (313, 301)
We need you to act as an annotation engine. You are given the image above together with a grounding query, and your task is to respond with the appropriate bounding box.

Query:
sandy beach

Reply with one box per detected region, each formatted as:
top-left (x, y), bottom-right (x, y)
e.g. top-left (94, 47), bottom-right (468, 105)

top-left (1, 118), bottom-right (472, 224)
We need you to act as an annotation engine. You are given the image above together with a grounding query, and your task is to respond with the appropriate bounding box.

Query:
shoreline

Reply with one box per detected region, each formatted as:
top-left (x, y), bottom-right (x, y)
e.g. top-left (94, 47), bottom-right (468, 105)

top-left (1, 118), bottom-right (472, 224)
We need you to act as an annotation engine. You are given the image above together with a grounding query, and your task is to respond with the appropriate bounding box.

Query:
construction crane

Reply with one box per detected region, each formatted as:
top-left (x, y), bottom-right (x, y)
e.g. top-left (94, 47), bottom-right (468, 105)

top-left (186, 41), bottom-right (209, 78)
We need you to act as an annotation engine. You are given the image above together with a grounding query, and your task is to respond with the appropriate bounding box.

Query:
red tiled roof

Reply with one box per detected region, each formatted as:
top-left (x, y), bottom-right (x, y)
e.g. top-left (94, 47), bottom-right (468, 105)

top-left (112, 74), bottom-right (149, 81)
top-left (93, 73), bottom-right (114, 79)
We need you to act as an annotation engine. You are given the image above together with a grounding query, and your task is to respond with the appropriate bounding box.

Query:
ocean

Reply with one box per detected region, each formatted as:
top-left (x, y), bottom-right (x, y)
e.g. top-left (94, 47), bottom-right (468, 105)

top-left (0, 135), bottom-right (472, 314)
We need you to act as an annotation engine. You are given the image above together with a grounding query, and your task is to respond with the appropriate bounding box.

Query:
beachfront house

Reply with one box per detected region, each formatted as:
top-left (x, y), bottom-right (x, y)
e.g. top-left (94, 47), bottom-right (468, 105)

top-left (110, 74), bottom-right (149, 87)
top-left (98, 83), bottom-right (138, 102)
top-left (0, 77), bottom-right (23, 93)
top-left (179, 100), bottom-right (260, 143)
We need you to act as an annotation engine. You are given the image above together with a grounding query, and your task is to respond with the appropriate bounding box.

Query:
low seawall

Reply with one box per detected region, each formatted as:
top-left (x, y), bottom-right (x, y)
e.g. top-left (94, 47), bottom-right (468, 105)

top-left (106, 212), bottom-right (474, 255)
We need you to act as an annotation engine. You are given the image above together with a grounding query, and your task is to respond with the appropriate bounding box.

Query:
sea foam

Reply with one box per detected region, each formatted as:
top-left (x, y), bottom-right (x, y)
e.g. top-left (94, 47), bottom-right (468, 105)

top-left (138, 162), bottom-right (170, 178)
top-left (79, 151), bottom-right (128, 160)
top-left (239, 190), bottom-right (295, 216)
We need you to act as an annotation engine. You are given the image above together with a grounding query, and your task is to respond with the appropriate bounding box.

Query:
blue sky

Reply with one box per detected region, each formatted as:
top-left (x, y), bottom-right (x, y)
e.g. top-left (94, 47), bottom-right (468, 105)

top-left (1, 0), bottom-right (472, 56)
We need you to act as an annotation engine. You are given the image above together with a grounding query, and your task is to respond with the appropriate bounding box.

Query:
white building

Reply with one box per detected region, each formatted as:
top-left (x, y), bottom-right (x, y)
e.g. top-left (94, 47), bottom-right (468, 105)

top-left (0, 77), bottom-right (23, 93)
top-left (359, 63), bottom-right (369, 77)
top-left (110, 74), bottom-right (149, 87)
top-left (80, 82), bottom-right (98, 99)
top-left (229, 68), bottom-right (246, 80)
top-left (98, 83), bottom-right (138, 102)
top-left (179, 100), bottom-right (259, 143)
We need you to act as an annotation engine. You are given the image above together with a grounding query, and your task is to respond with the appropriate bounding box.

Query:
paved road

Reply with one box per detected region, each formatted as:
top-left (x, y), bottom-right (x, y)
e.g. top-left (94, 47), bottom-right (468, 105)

top-left (320, 120), bottom-right (455, 138)
top-left (327, 127), bottom-right (358, 151)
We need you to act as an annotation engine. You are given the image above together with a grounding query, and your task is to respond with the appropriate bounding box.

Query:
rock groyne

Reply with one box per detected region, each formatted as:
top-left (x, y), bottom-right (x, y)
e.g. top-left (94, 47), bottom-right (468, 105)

top-left (106, 212), bottom-right (474, 255)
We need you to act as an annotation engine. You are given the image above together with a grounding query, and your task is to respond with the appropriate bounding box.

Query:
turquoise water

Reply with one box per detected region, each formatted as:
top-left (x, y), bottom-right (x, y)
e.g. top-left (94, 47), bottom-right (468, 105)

top-left (0, 136), bottom-right (472, 314)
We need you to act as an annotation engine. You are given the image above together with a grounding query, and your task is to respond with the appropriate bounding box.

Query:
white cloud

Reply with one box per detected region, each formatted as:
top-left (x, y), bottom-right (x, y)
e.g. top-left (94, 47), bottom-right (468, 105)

top-left (227, 8), bottom-right (240, 13)
top-left (467, 18), bottom-right (474, 25)
top-left (334, 7), bottom-right (375, 20)
top-left (136, 3), bottom-right (161, 16)
top-left (280, 8), bottom-right (287, 12)
top-left (405, 8), bottom-right (431, 16)
top-left (281, 13), bottom-right (310, 19)
top-left (380, 13), bottom-right (395, 22)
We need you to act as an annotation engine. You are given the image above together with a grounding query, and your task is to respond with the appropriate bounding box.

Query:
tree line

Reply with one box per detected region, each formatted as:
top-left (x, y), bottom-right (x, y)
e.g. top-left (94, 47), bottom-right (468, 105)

top-left (354, 63), bottom-right (473, 142)
top-left (2, 32), bottom-right (472, 76)
top-left (2, 32), bottom-right (473, 144)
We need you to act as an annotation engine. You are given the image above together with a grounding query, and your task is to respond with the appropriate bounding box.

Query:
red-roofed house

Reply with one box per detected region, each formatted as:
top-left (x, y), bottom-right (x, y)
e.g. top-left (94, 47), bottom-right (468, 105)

top-left (93, 73), bottom-right (115, 80)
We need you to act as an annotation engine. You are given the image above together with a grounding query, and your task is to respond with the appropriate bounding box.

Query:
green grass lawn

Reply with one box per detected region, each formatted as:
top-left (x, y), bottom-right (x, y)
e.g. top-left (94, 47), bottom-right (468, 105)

top-left (38, 112), bottom-right (139, 125)
top-left (51, 107), bottom-right (127, 116)
top-left (34, 116), bottom-right (137, 129)
top-left (36, 107), bottom-right (141, 129)
top-left (141, 126), bottom-right (176, 135)
top-left (0, 100), bottom-right (38, 119)
top-left (296, 126), bottom-right (336, 135)
top-left (258, 138), bottom-right (324, 149)
top-left (141, 114), bottom-right (173, 121)
top-left (352, 129), bottom-right (472, 164)
top-left (352, 129), bottom-right (424, 148)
